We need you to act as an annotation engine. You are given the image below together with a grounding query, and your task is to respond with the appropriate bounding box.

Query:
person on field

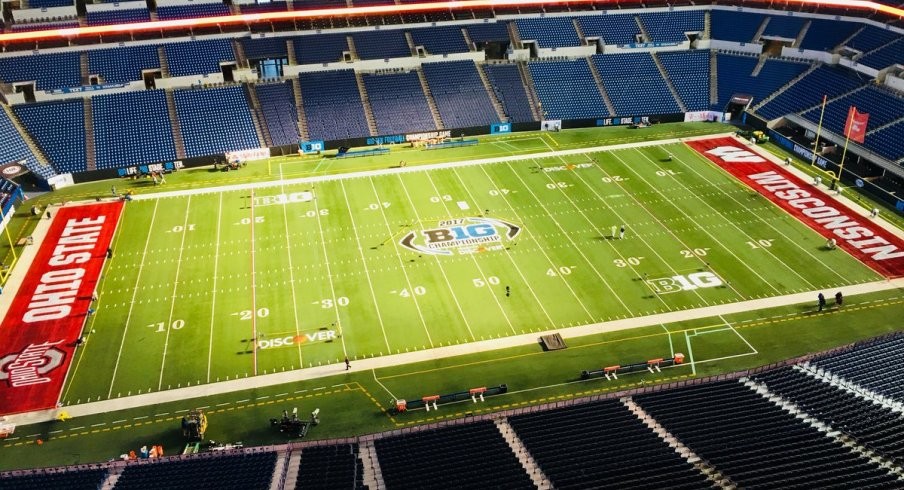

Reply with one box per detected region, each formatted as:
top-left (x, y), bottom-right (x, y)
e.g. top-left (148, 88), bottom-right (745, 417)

top-left (818, 293), bottom-right (826, 312)
top-left (344, 357), bottom-right (351, 371)
top-left (835, 291), bottom-right (843, 306)
top-left (619, 225), bottom-right (626, 239)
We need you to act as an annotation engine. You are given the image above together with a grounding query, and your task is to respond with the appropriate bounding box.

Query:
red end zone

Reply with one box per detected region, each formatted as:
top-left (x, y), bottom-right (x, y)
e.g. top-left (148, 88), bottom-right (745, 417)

top-left (687, 137), bottom-right (904, 278)
top-left (0, 202), bottom-right (123, 415)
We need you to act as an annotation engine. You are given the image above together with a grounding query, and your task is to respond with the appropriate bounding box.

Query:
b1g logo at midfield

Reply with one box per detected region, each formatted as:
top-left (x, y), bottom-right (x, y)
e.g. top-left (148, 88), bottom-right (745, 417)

top-left (400, 217), bottom-right (521, 256)
top-left (0, 341), bottom-right (66, 388)
top-left (646, 272), bottom-right (724, 294)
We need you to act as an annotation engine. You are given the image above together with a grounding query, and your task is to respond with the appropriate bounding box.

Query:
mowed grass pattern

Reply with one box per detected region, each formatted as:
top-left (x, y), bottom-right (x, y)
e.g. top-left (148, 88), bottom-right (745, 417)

top-left (61, 142), bottom-right (880, 403)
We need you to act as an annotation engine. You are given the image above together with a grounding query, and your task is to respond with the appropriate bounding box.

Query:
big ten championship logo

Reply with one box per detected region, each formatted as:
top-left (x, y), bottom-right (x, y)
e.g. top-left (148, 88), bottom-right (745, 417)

top-left (257, 330), bottom-right (337, 351)
top-left (253, 192), bottom-right (313, 207)
top-left (0, 341), bottom-right (67, 387)
top-left (400, 217), bottom-right (521, 256)
top-left (646, 272), bottom-right (724, 295)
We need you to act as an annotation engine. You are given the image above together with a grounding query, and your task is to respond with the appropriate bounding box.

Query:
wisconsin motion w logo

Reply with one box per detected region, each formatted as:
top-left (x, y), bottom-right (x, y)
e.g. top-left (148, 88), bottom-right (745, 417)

top-left (400, 217), bottom-right (521, 256)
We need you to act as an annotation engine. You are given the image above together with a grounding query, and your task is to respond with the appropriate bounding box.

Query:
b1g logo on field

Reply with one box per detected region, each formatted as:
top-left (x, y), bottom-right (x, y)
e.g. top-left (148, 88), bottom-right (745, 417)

top-left (646, 272), bottom-right (724, 294)
top-left (257, 330), bottom-right (337, 350)
top-left (0, 341), bottom-right (67, 388)
top-left (400, 217), bottom-right (521, 256)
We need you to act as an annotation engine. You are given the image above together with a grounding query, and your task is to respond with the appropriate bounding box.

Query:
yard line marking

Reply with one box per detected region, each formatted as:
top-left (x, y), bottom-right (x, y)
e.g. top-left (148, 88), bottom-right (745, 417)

top-left (155, 412), bottom-right (170, 416)
top-left (568, 156), bottom-right (705, 306)
top-left (674, 148), bottom-right (850, 284)
top-left (397, 173), bottom-right (476, 340)
top-left (207, 193), bottom-right (223, 383)
top-left (719, 315), bottom-right (759, 355)
top-left (475, 164), bottom-right (595, 320)
top-left (684, 331), bottom-right (697, 376)
top-left (367, 176), bottom-right (434, 347)
top-left (340, 179), bottom-right (391, 352)
top-left (112, 420), bottom-right (126, 424)
top-left (373, 369), bottom-right (397, 400)
top-left (662, 324), bottom-right (674, 357)
top-left (311, 184), bottom-right (349, 359)
top-left (506, 159), bottom-right (633, 316)
top-left (108, 199), bottom-right (160, 398)
top-left (276, 392), bottom-right (288, 396)
top-left (422, 170), bottom-right (516, 334)
top-left (279, 165), bottom-right (304, 368)
top-left (451, 167), bottom-right (555, 328)
top-left (159, 195), bottom-right (192, 391)
top-left (250, 189), bottom-right (259, 375)
top-left (604, 151), bottom-right (749, 299)
top-left (90, 423), bottom-right (105, 427)
top-left (236, 399), bottom-right (249, 403)
top-left (215, 402), bottom-right (230, 407)
top-left (634, 148), bottom-right (816, 289)
top-left (133, 416), bottom-right (147, 420)
top-left (615, 149), bottom-right (782, 295)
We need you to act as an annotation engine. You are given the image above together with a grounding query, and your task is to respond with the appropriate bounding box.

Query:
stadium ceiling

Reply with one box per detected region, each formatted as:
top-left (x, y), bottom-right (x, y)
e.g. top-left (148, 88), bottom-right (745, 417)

top-left (1, 0), bottom-right (902, 42)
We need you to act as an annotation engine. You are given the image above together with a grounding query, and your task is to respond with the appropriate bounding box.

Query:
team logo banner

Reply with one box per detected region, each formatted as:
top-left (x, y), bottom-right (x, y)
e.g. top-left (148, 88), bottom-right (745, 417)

top-left (400, 217), bottom-right (521, 256)
top-left (0, 202), bottom-right (123, 415)
top-left (687, 137), bottom-right (904, 278)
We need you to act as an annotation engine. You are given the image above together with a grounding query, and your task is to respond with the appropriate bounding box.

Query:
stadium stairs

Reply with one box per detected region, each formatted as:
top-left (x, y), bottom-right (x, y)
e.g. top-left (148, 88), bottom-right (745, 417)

top-left (79, 53), bottom-right (90, 85)
top-left (353, 71), bottom-right (379, 137)
top-left (652, 52), bottom-right (688, 112)
top-left (280, 451), bottom-right (301, 489)
top-left (752, 17), bottom-right (770, 43)
top-left (634, 15), bottom-right (652, 43)
top-left (476, 63), bottom-right (508, 121)
top-left (586, 57), bottom-right (617, 116)
top-left (571, 17), bottom-right (586, 44)
top-left (285, 39), bottom-right (298, 65)
top-left (289, 78), bottom-right (311, 141)
top-left (622, 396), bottom-right (733, 487)
top-left (709, 51), bottom-right (718, 106)
top-left (415, 66), bottom-right (444, 130)
top-left (359, 440), bottom-right (386, 489)
top-left (245, 84), bottom-right (273, 147)
top-left (751, 63), bottom-right (820, 114)
top-left (704, 10), bottom-right (711, 39)
top-left (494, 418), bottom-right (553, 488)
top-left (794, 21), bottom-right (811, 48)
top-left (1, 104), bottom-right (51, 168)
top-left (164, 90), bottom-right (187, 159)
top-left (157, 46), bottom-right (171, 78)
top-left (83, 98), bottom-right (97, 171)
top-left (516, 61), bottom-right (543, 121)
top-left (461, 26), bottom-right (475, 50)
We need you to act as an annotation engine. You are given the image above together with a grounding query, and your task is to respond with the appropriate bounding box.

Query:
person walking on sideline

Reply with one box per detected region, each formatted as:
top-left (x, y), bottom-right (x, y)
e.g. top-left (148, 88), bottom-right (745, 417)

top-left (818, 293), bottom-right (826, 312)
top-left (344, 357), bottom-right (351, 371)
top-left (106, 247), bottom-right (113, 259)
top-left (619, 225), bottom-right (626, 239)
top-left (835, 291), bottom-right (843, 307)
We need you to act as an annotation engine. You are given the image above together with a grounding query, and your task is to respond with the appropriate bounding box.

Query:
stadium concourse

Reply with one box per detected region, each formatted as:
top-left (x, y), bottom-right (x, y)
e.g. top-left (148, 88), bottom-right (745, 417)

top-left (2, 133), bottom-right (903, 429)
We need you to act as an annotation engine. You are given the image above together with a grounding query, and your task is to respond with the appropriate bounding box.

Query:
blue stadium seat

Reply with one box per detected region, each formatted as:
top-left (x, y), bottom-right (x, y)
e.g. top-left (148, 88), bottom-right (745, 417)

top-left (0, 107), bottom-right (52, 178)
top-left (242, 37), bottom-right (288, 60)
top-left (483, 63), bottom-right (535, 123)
top-left (115, 451), bottom-right (277, 490)
top-left (174, 86), bottom-right (261, 157)
top-left (0, 52), bottom-right (80, 91)
top-left (352, 31), bottom-right (410, 60)
top-left (578, 13), bottom-right (641, 46)
top-left (798, 19), bottom-right (860, 51)
top-left (715, 53), bottom-right (810, 109)
top-left (294, 33), bottom-right (349, 65)
top-left (657, 50), bottom-right (710, 111)
top-left (865, 121), bottom-right (904, 162)
top-left (24, 0), bottom-right (73, 7)
top-left (10, 20), bottom-right (79, 32)
top-left (157, 3), bottom-right (230, 20)
top-left (88, 45), bottom-right (160, 84)
top-left (466, 22), bottom-right (510, 43)
top-left (255, 82), bottom-right (299, 146)
top-left (422, 61), bottom-right (498, 129)
top-left (515, 17), bottom-right (581, 48)
top-left (757, 65), bottom-right (865, 121)
top-left (710, 10), bottom-right (766, 43)
top-left (411, 26), bottom-right (469, 55)
top-left (86, 7), bottom-right (150, 26)
top-left (638, 10), bottom-right (704, 43)
top-left (92, 90), bottom-right (177, 169)
top-left (529, 60), bottom-right (609, 119)
top-left (801, 85), bottom-right (904, 138)
top-left (299, 70), bottom-right (370, 141)
top-left (845, 25), bottom-right (899, 53)
top-left (592, 53), bottom-right (680, 115)
top-left (14, 100), bottom-right (87, 174)
top-left (165, 39), bottom-right (235, 77)
top-left (858, 38), bottom-right (904, 70)
top-left (761, 14), bottom-right (806, 39)
top-left (362, 71), bottom-right (435, 134)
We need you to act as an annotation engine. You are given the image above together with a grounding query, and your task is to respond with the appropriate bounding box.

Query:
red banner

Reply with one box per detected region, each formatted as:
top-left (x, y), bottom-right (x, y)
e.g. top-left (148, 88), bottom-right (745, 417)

top-left (0, 202), bottom-right (122, 415)
top-left (843, 106), bottom-right (869, 144)
top-left (686, 137), bottom-right (904, 278)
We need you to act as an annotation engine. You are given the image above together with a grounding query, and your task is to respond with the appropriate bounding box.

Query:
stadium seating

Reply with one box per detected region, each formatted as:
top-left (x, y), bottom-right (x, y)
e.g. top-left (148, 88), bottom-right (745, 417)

top-left (482, 63), bottom-right (535, 123)
top-left (422, 61), bottom-right (498, 128)
top-left (294, 33), bottom-right (349, 65)
top-left (255, 82), bottom-right (299, 147)
top-left (638, 10), bottom-right (704, 43)
top-left (85, 8), bottom-right (150, 26)
top-left (293, 0), bottom-right (347, 10)
top-left (466, 22), bottom-right (510, 43)
top-left (373, 421), bottom-right (534, 488)
top-left (845, 25), bottom-right (900, 53)
top-left (798, 19), bottom-right (860, 51)
top-left (801, 85), bottom-right (904, 136)
top-left (24, 0), bottom-right (73, 7)
top-left (13, 100), bottom-right (87, 174)
top-left (858, 38), bottom-right (904, 70)
top-left (508, 399), bottom-right (710, 488)
top-left (577, 13), bottom-right (640, 46)
top-left (92, 90), bottom-right (177, 169)
top-left (239, 1), bottom-right (288, 13)
top-left (410, 26), bottom-right (470, 55)
top-left (715, 53), bottom-right (810, 109)
top-left (0, 52), bottom-right (80, 91)
top-left (635, 379), bottom-right (897, 488)
top-left (710, 10), bottom-right (765, 43)
top-left (592, 53), bottom-right (681, 115)
top-left (10, 20), bottom-right (79, 32)
top-left (529, 60), bottom-right (609, 119)
top-left (88, 45), bottom-right (160, 84)
top-left (756, 65), bottom-right (865, 121)
top-left (0, 468), bottom-right (106, 490)
top-left (761, 15), bottom-right (806, 39)
top-left (753, 367), bottom-right (904, 464)
top-left (165, 39), bottom-right (235, 77)
top-left (810, 332), bottom-right (904, 402)
top-left (0, 108), bottom-right (49, 178)
top-left (242, 37), bottom-right (289, 60)
top-left (362, 71), bottom-right (435, 134)
top-left (515, 17), bottom-right (581, 48)
top-left (865, 121), bottom-right (904, 162)
top-left (299, 70), bottom-right (370, 141)
top-left (157, 3), bottom-right (230, 20)
top-left (115, 452), bottom-right (277, 490)
top-left (295, 444), bottom-right (366, 489)
top-left (657, 50), bottom-right (710, 111)
top-left (352, 31), bottom-right (411, 60)
top-left (174, 86), bottom-right (261, 157)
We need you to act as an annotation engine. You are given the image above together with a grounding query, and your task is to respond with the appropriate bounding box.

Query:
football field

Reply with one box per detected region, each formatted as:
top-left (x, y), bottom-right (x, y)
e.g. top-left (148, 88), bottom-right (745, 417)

top-left (60, 139), bottom-right (881, 404)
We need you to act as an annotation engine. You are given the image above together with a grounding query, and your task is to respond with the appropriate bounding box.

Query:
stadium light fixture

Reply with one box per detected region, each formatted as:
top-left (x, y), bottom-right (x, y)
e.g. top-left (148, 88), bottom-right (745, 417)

top-left (0, 0), bottom-right (901, 43)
